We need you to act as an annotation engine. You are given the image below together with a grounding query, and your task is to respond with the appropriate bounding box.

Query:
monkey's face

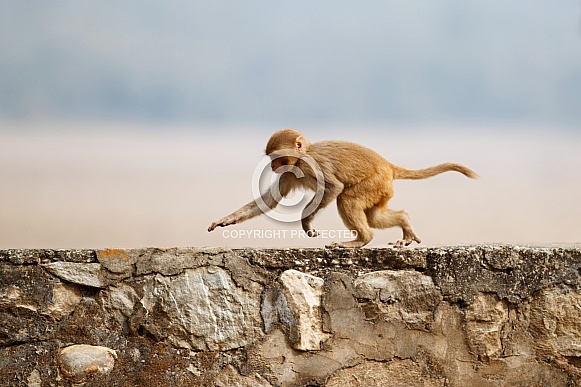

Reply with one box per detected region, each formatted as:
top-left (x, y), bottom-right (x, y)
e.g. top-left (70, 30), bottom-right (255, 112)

top-left (269, 152), bottom-right (300, 174)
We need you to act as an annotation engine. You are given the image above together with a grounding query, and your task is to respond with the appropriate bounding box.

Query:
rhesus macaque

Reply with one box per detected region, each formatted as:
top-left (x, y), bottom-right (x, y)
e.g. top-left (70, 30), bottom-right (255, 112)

top-left (208, 129), bottom-right (477, 248)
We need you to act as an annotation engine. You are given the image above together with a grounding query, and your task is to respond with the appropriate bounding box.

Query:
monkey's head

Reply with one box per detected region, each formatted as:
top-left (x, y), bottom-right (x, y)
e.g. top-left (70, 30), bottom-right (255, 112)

top-left (265, 129), bottom-right (310, 174)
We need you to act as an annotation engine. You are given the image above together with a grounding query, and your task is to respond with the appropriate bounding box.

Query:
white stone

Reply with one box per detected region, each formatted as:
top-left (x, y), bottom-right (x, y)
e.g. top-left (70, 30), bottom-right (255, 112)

top-left (58, 344), bottom-right (117, 382)
top-left (279, 269), bottom-right (329, 351)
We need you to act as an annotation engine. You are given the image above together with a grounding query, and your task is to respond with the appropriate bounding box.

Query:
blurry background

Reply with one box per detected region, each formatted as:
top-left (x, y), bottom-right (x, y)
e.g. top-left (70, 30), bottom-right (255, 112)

top-left (1, 1), bottom-right (580, 248)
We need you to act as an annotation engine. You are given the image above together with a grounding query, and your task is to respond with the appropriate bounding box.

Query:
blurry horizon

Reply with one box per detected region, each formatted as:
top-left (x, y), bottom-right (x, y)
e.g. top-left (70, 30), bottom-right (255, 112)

top-left (1, 2), bottom-right (580, 248)
top-left (2, 122), bottom-right (580, 249)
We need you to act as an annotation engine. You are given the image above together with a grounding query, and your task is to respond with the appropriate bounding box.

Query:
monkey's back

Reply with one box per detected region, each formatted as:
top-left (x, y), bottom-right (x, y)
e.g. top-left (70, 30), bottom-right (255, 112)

top-left (308, 140), bottom-right (392, 185)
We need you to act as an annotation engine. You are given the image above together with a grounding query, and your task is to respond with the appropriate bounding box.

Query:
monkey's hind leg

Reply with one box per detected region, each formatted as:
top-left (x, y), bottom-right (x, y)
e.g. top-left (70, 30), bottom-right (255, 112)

top-left (326, 198), bottom-right (374, 248)
top-left (366, 206), bottom-right (421, 247)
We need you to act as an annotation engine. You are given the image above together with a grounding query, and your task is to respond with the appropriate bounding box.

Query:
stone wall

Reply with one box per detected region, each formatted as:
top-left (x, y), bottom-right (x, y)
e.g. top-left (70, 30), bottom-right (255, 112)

top-left (1, 246), bottom-right (581, 386)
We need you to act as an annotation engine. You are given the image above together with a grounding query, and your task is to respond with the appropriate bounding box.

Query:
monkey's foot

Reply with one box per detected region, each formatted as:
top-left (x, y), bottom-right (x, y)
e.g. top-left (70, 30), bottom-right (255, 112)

top-left (389, 227), bottom-right (421, 248)
top-left (389, 235), bottom-right (421, 248)
top-left (305, 229), bottom-right (320, 238)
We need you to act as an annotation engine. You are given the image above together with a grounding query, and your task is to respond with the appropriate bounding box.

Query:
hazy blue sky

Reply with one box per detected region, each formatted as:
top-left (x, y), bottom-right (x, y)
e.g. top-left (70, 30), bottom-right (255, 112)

top-left (1, 1), bottom-right (580, 127)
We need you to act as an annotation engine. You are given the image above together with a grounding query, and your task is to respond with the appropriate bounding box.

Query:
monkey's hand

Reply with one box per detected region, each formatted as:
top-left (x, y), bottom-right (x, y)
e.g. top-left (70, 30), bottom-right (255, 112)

top-left (207, 216), bottom-right (237, 232)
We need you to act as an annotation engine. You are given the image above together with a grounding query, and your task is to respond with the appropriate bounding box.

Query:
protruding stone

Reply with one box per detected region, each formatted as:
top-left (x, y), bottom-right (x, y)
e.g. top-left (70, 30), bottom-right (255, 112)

top-left (42, 262), bottom-right (107, 288)
top-left (279, 269), bottom-right (329, 350)
top-left (58, 344), bottom-right (117, 382)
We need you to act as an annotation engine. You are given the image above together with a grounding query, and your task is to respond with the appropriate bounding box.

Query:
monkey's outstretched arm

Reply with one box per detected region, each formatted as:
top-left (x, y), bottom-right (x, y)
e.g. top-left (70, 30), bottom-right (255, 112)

top-left (207, 200), bottom-right (261, 231)
top-left (207, 174), bottom-right (294, 232)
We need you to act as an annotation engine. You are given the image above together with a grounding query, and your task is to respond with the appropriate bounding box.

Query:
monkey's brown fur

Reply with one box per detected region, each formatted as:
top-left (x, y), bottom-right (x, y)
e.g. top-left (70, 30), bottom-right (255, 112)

top-left (208, 128), bottom-right (477, 248)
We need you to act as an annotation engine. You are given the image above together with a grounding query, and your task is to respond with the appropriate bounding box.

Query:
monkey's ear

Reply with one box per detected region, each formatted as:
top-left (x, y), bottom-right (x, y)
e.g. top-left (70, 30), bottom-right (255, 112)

top-left (295, 136), bottom-right (306, 153)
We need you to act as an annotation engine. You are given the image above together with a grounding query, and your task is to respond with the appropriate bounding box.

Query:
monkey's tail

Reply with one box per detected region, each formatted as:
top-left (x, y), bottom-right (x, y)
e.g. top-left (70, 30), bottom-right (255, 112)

top-left (392, 163), bottom-right (478, 180)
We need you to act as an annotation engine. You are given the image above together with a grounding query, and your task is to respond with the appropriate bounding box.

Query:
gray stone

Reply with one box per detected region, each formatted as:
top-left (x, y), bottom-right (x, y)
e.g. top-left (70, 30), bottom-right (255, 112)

top-left (0, 264), bottom-right (60, 345)
top-left (426, 245), bottom-right (581, 304)
top-left (134, 247), bottom-right (216, 276)
top-left (224, 252), bottom-right (269, 292)
top-left (42, 261), bottom-right (107, 288)
top-left (130, 247), bottom-right (228, 276)
top-left (133, 266), bottom-right (263, 350)
top-left (261, 284), bottom-right (298, 341)
top-left (97, 248), bottom-right (140, 276)
top-left (353, 270), bottom-right (442, 329)
top-left (323, 272), bottom-right (397, 362)
top-left (239, 247), bottom-right (427, 271)
top-left (0, 249), bottom-right (96, 264)
top-left (100, 283), bottom-right (140, 331)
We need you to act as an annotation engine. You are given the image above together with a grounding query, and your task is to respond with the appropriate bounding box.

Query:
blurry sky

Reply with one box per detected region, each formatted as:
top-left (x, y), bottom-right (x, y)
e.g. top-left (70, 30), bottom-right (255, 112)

top-left (1, 0), bottom-right (580, 126)
top-left (1, 2), bottom-right (580, 248)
